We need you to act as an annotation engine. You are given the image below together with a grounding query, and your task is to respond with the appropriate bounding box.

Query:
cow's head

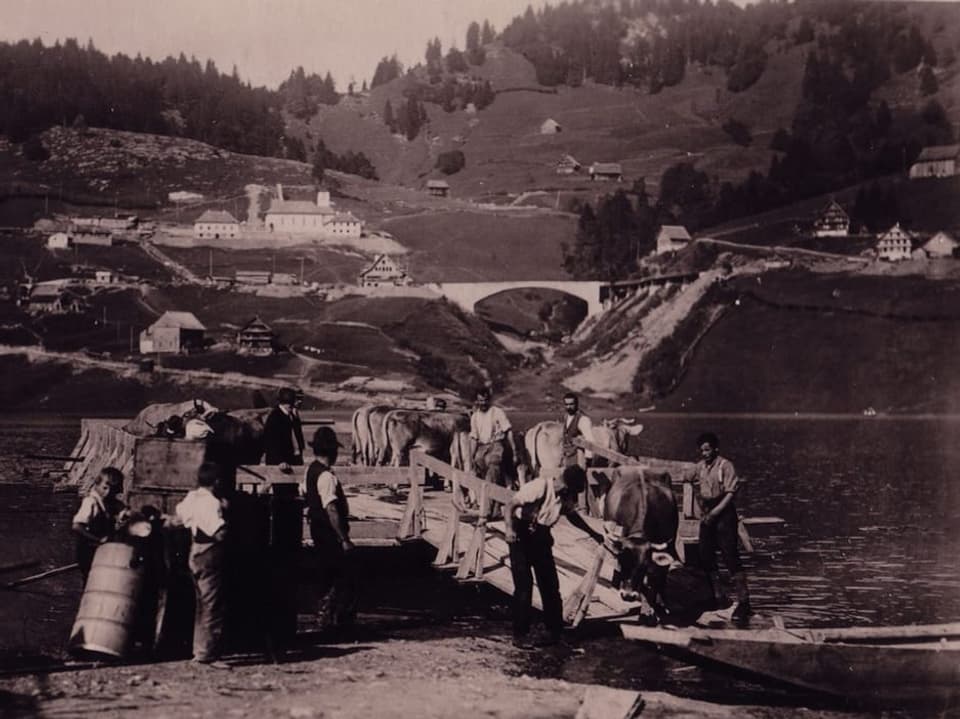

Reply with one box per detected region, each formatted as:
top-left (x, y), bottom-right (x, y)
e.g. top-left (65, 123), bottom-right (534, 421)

top-left (605, 523), bottom-right (678, 603)
top-left (600, 418), bottom-right (645, 454)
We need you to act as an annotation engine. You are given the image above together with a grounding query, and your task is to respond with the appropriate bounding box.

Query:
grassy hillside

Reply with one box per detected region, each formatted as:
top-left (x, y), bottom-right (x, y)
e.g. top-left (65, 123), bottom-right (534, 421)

top-left (383, 210), bottom-right (575, 281)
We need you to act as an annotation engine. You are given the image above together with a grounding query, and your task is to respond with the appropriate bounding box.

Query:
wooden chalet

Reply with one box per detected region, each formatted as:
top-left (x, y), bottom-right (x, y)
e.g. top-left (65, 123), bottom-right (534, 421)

top-left (25, 284), bottom-right (86, 315)
top-left (813, 200), bottom-right (850, 237)
top-left (876, 223), bottom-right (914, 262)
top-left (589, 162), bottom-right (623, 182)
top-left (909, 144), bottom-right (960, 179)
top-left (655, 225), bottom-right (692, 255)
top-left (358, 254), bottom-right (411, 287)
top-left (556, 154), bottom-right (582, 175)
top-left (237, 317), bottom-right (275, 355)
top-left (426, 180), bottom-right (450, 198)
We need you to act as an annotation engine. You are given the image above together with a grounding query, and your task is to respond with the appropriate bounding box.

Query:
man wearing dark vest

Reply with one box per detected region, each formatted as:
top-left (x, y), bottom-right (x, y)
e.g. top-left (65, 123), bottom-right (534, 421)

top-left (560, 392), bottom-right (595, 468)
top-left (560, 392), bottom-right (596, 512)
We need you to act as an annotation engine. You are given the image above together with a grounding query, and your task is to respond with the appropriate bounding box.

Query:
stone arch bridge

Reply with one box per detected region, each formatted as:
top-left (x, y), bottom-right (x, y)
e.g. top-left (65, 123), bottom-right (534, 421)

top-left (427, 273), bottom-right (699, 319)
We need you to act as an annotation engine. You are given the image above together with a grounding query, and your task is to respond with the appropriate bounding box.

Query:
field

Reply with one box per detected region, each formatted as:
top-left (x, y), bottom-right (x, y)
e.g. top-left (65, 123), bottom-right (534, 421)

top-left (161, 245), bottom-right (368, 285)
top-left (382, 210), bottom-right (575, 281)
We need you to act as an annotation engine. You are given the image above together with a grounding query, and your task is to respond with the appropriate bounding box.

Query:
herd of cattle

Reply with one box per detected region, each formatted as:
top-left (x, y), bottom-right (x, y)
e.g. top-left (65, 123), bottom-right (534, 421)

top-left (350, 402), bottom-right (647, 481)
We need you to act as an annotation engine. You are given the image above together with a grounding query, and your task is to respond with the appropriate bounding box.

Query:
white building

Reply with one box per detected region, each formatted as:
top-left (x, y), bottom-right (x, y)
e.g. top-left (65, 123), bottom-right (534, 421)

top-left (358, 254), bottom-right (411, 287)
top-left (94, 270), bottom-right (115, 284)
top-left (876, 223), bottom-right (913, 261)
top-left (325, 212), bottom-right (364, 238)
top-left (194, 210), bottom-right (240, 240)
top-left (47, 232), bottom-right (71, 249)
top-left (540, 118), bottom-right (562, 134)
top-left (264, 190), bottom-right (334, 233)
top-left (656, 225), bottom-right (693, 254)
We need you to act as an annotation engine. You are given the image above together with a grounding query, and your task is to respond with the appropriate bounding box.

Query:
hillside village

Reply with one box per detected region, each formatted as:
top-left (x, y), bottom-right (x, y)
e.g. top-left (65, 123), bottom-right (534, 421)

top-left (1, 0), bottom-right (959, 412)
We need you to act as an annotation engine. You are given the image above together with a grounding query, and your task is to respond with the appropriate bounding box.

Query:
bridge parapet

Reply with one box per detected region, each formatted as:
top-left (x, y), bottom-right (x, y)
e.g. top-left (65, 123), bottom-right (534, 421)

top-left (427, 280), bottom-right (605, 317)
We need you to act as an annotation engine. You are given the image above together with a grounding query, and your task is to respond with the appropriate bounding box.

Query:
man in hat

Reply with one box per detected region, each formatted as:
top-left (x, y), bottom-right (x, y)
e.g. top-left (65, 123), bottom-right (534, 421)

top-left (301, 426), bottom-right (357, 635)
top-left (263, 387), bottom-right (305, 469)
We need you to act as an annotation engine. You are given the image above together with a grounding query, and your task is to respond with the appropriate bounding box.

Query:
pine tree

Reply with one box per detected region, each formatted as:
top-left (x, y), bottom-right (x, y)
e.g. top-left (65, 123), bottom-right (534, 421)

top-left (384, 99), bottom-right (396, 133)
top-left (481, 20), bottom-right (495, 45)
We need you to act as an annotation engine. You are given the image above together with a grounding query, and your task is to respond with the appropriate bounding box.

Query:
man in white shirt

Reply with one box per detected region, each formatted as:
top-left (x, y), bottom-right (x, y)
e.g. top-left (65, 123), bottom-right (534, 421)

top-left (469, 387), bottom-right (520, 491)
top-left (175, 462), bottom-right (228, 665)
top-left (502, 465), bottom-right (603, 647)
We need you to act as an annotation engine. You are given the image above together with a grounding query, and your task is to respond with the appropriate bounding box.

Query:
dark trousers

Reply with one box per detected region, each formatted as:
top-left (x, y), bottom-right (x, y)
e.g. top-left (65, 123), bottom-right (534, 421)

top-left (508, 524), bottom-right (562, 638)
top-left (698, 503), bottom-right (742, 575)
top-left (189, 542), bottom-right (226, 661)
top-left (310, 523), bottom-right (358, 634)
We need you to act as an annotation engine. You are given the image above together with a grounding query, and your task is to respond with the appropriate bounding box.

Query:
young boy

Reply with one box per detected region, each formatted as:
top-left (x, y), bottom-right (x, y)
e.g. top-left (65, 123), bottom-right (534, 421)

top-left (301, 426), bottom-right (357, 635)
top-left (175, 461), bottom-right (228, 665)
top-left (72, 467), bottom-right (126, 582)
top-left (503, 465), bottom-right (604, 647)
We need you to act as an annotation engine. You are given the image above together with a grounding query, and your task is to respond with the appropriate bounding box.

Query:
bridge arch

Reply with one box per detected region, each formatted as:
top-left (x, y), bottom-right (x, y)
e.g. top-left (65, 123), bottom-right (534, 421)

top-left (427, 281), bottom-right (605, 318)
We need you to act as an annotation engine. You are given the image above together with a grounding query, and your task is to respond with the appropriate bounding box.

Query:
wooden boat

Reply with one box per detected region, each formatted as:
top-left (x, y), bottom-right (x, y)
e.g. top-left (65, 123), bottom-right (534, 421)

top-left (620, 621), bottom-right (960, 704)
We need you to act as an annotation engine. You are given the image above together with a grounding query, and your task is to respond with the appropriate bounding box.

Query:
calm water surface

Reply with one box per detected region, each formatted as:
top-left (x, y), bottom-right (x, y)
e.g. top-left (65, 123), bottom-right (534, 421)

top-left (2, 414), bottom-right (959, 711)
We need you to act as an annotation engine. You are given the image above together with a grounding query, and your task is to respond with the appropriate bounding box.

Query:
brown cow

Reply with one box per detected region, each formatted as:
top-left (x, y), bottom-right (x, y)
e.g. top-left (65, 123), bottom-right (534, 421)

top-left (351, 404), bottom-right (385, 465)
top-left (522, 417), bottom-right (645, 477)
top-left (367, 405), bottom-right (395, 466)
top-left (382, 409), bottom-right (469, 467)
top-left (602, 466), bottom-right (680, 619)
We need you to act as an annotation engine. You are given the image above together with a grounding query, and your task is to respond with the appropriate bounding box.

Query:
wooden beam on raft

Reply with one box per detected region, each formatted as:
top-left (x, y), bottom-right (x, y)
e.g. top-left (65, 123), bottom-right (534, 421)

top-left (397, 462), bottom-right (426, 541)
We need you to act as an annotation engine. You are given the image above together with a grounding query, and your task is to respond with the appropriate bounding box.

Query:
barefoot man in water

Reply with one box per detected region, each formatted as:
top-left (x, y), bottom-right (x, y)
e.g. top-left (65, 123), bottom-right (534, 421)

top-left (693, 432), bottom-right (752, 622)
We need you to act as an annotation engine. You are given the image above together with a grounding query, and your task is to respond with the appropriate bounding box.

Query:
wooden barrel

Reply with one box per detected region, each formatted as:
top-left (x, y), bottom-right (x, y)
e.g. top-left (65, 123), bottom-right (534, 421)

top-left (69, 542), bottom-right (144, 658)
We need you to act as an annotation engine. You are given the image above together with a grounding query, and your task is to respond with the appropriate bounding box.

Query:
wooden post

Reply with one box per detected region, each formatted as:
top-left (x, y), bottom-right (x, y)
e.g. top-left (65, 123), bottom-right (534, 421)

top-left (432, 500), bottom-right (461, 567)
top-left (456, 482), bottom-right (488, 581)
top-left (397, 460), bottom-right (425, 541)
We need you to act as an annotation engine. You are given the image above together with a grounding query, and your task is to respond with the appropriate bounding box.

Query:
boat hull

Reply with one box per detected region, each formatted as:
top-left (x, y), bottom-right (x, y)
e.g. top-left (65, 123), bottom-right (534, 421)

top-left (621, 623), bottom-right (960, 704)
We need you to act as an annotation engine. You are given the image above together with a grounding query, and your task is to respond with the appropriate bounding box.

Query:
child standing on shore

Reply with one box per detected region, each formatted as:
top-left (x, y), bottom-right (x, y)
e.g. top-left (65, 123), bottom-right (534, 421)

top-left (175, 461), bottom-right (229, 666)
top-left (71, 467), bottom-right (126, 583)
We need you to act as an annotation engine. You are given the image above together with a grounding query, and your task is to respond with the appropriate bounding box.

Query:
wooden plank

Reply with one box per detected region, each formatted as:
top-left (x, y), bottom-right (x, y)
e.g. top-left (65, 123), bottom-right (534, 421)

top-left (808, 622), bottom-right (960, 643)
top-left (410, 451), bottom-right (514, 505)
top-left (235, 464), bottom-right (420, 487)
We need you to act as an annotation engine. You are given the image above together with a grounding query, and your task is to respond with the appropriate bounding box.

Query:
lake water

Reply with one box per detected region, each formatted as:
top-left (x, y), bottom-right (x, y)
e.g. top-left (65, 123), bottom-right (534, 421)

top-left (1, 413), bottom-right (959, 710)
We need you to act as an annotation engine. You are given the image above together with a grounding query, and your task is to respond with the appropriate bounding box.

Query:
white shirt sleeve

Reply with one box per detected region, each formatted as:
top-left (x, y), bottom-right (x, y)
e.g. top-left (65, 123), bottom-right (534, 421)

top-left (317, 471), bottom-right (340, 508)
top-left (72, 495), bottom-right (100, 525)
top-left (578, 415), bottom-right (595, 459)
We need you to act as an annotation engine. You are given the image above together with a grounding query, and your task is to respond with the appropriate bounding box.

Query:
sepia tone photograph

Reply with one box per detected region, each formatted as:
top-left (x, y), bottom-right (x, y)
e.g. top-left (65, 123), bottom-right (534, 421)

top-left (0, 0), bottom-right (958, 716)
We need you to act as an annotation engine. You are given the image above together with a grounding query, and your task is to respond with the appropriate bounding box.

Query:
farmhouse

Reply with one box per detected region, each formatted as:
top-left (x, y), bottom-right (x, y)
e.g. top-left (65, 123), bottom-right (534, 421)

top-left (876, 223), bottom-right (914, 261)
top-left (556, 155), bottom-right (582, 175)
top-left (922, 231), bottom-right (957, 258)
top-left (358, 254), bottom-right (411, 287)
top-left (139, 311), bottom-right (206, 354)
top-left (264, 190), bottom-right (334, 233)
top-left (540, 118), bottom-right (562, 134)
top-left (25, 284), bottom-right (85, 315)
top-left (325, 212), bottom-right (363, 237)
top-left (909, 144), bottom-right (959, 179)
top-left (656, 225), bottom-right (693, 254)
top-left (813, 200), bottom-right (850, 237)
top-left (71, 215), bottom-right (137, 231)
top-left (589, 162), bottom-right (623, 182)
top-left (237, 316), bottom-right (275, 355)
top-left (427, 180), bottom-right (450, 198)
top-left (194, 209), bottom-right (240, 240)
top-left (94, 270), bottom-right (115, 284)
top-left (47, 232), bottom-right (71, 249)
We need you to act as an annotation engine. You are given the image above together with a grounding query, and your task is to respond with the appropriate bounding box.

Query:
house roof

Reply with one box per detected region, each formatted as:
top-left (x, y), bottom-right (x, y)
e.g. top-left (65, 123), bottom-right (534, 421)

top-left (330, 212), bottom-right (361, 223)
top-left (195, 209), bottom-right (239, 224)
top-left (818, 199), bottom-right (848, 217)
top-left (151, 311), bottom-right (206, 331)
top-left (557, 154), bottom-right (581, 167)
top-left (265, 199), bottom-right (334, 215)
top-left (591, 162), bottom-right (623, 174)
top-left (658, 225), bottom-right (692, 242)
top-left (924, 231), bottom-right (957, 247)
top-left (915, 144), bottom-right (960, 163)
top-left (240, 316), bottom-right (273, 333)
top-left (427, 180), bottom-right (450, 189)
top-left (29, 285), bottom-right (71, 301)
top-left (359, 254), bottom-right (406, 278)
